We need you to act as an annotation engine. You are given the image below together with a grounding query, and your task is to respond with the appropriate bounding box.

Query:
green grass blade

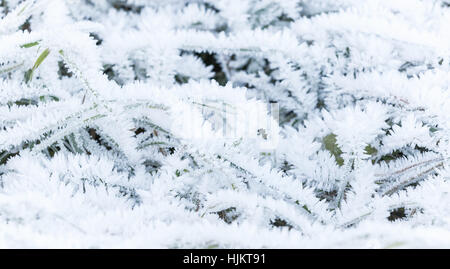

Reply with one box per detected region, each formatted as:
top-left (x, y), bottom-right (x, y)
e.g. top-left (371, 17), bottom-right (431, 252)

top-left (25, 48), bottom-right (51, 83)
top-left (20, 41), bottom-right (40, 48)
top-left (32, 48), bottom-right (50, 70)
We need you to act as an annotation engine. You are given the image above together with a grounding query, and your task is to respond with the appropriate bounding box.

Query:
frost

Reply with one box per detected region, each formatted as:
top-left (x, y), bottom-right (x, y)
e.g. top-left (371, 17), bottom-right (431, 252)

top-left (0, 0), bottom-right (450, 248)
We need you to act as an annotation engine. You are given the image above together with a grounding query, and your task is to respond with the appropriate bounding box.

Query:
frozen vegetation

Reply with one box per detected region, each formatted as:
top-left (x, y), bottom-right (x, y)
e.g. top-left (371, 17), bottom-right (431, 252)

top-left (0, 0), bottom-right (450, 248)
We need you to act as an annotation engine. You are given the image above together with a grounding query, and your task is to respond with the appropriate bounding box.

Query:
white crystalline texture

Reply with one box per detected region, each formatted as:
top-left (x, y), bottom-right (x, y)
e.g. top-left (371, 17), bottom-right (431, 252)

top-left (0, 0), bottom-right (450, 248)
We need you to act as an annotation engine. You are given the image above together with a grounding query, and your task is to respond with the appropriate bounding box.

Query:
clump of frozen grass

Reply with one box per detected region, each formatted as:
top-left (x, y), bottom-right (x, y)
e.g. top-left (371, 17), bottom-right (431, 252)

top-left (0, 0), bottom-right (450, 248)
